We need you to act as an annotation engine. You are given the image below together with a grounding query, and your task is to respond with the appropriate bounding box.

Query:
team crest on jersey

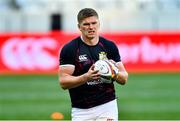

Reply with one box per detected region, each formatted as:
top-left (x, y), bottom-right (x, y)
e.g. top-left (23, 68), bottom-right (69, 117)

top-left (79, 54), bottom-right (88, 62)
top-left (99, 52), bottom-right (107, 60)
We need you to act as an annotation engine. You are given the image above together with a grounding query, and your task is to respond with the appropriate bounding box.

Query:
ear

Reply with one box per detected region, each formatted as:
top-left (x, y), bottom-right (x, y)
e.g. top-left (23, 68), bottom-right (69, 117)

top-left (78, 24), bottom-right (80, 29)
top-left (78, 24), bottom-right (82, 31)
top-left (98, 20), bottom-right (100, 28)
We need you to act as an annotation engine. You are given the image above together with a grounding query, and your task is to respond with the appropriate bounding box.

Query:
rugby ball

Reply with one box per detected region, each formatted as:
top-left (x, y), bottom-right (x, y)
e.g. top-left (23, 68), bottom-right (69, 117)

top-left (94, 60), bottom-right (118, 78)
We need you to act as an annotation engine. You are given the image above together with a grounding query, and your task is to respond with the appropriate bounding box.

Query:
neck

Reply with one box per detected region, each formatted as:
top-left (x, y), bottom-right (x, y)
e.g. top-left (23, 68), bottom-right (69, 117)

top-left (81, 36), bottom-right (99, 46)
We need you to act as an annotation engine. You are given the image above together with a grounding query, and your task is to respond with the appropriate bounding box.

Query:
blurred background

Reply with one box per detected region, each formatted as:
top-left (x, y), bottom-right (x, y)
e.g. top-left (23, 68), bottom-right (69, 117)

top-left (1, 0), bottom-right (180, 32)
top-left (0, 0), bottom-right (180, 120)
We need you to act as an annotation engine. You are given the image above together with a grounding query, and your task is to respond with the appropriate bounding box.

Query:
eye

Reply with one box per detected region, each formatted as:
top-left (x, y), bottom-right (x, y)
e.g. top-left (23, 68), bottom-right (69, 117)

top-left (92, 22), bottom-right (97, 25)
top-left (83, 23), bottom-right (90, 26)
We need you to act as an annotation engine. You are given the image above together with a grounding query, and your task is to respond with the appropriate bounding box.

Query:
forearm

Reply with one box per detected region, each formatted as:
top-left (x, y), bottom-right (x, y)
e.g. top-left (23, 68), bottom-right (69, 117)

top-left (59, 73), bottom-right (89, 90)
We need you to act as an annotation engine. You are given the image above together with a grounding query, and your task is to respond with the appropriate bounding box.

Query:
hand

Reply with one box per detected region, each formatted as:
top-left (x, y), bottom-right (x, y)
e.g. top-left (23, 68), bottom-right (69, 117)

top-left (108, 59), bottom-right (116, 65)
top-left (84, 64), bottom-right (101, 81)
top-left (108, 59), bottom-right (119, 78)
top-left (109, 60), bottom-right (128, 85)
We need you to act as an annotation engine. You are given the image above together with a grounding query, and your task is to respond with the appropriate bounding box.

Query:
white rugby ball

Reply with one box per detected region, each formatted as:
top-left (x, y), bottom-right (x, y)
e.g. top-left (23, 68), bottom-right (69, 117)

top-left (94, 60), bottom-right (113, 77)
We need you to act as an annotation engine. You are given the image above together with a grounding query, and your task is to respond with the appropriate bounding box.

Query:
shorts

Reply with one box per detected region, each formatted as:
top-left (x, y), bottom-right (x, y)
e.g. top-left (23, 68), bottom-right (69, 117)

top-left (71, 99), bottom-right (118, 121)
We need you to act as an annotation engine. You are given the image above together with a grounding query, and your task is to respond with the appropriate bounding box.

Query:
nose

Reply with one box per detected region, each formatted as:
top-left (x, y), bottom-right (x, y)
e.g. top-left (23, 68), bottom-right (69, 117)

top-left (89, 23), bottom-right (94, 29)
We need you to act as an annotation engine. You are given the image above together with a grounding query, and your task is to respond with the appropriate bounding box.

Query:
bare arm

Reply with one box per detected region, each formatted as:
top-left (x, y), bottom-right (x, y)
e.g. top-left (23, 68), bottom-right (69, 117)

top-left (115, 62), bottom-right (128, 85)
top-left (58, 65), bottom-right (100, 90)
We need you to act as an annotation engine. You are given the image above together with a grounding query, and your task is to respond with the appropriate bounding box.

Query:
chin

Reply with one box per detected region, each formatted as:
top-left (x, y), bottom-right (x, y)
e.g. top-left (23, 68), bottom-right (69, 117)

top-left (87, 35), bottom-right (96, 39)
top-left (87, 36), bottom-right (95, 40)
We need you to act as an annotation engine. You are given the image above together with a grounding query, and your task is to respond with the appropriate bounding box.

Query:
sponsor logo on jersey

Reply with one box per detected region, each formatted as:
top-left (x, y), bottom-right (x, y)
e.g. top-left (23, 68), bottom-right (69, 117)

top-left (79, 54), bottom-right (88, 62)
top-left (87, 79), bottom-right (103, 85)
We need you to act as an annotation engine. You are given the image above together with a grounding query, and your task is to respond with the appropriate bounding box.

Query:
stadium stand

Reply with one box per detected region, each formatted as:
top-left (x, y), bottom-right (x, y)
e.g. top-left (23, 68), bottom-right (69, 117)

top-left (0, 0), bottom-right (180, 32)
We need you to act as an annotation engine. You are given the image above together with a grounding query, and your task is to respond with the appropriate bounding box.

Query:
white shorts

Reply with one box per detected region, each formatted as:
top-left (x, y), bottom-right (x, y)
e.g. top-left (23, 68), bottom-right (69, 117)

top-left (71, 99), bottom-right (118, 121)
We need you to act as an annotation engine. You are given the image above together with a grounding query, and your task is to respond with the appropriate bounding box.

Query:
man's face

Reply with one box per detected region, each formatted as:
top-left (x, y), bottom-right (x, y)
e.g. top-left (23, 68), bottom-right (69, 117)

top-left (78, 16), bottom-right (100, 39)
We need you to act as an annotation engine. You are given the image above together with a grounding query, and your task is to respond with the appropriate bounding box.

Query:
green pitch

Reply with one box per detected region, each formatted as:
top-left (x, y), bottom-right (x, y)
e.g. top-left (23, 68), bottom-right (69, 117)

top-left (0, 73), bottom-right (180, 120)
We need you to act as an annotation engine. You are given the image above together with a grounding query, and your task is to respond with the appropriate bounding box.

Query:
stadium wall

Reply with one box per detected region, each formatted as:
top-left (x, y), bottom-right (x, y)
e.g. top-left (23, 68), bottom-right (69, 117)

top-left (0, 31), bottom-right (180, 74)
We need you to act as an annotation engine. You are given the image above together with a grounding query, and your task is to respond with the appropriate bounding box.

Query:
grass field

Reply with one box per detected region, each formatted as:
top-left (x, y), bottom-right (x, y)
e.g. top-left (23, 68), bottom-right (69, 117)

top-left (0, 73), bottom-right (180, 120)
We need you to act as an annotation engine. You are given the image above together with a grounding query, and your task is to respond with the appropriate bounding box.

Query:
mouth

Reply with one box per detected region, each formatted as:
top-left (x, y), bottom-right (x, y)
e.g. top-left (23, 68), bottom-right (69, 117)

top-left (88, 31), bottom-right (95, 35)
